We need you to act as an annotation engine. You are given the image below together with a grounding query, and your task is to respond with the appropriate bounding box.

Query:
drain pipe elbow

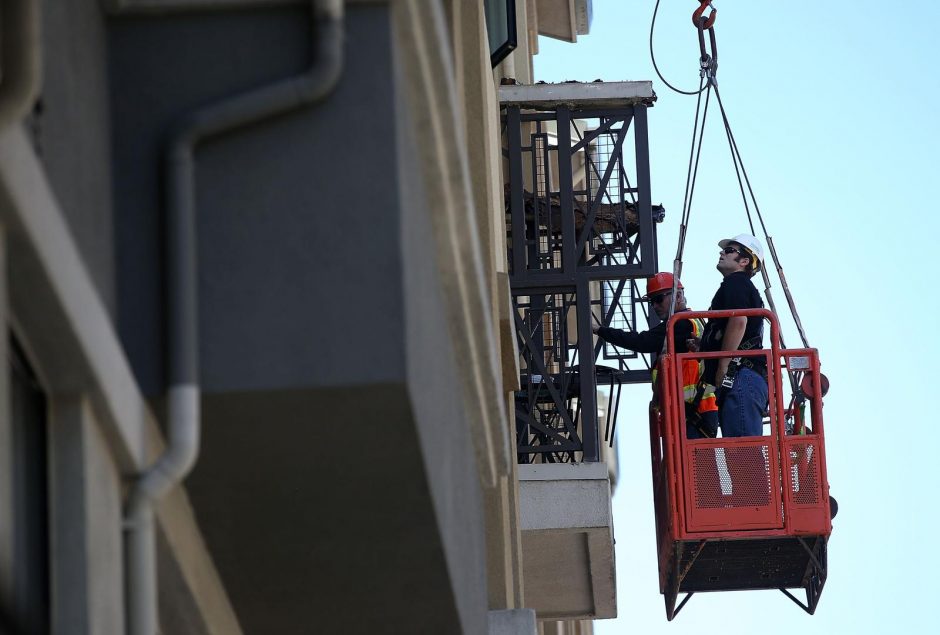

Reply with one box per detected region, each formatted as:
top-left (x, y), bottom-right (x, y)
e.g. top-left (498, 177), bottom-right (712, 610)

top-left (125, 386), bottom-right (199, 635)
top-left (296, 0), bottom-right (345, 104)
top-left (166, 0), bottom-right (344, 143)
top-left (0, 0), bottom-right (42, 128)
top-left (125, 386), bottom-right (201, 520)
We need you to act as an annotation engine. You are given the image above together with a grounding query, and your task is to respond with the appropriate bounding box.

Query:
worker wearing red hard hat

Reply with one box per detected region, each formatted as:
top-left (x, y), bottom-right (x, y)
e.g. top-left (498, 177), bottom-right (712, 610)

top-left (700, 233), bottom-right (767, 438)
top-left (593, 271), bottom-right (718, 438)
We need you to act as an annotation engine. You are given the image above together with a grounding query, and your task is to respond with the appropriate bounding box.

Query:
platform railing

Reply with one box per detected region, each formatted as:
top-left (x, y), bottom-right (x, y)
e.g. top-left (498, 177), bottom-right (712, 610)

top-left (649, 309), bottom-right (831, 618)
top-left (657, 309), bottom-right (831, 538)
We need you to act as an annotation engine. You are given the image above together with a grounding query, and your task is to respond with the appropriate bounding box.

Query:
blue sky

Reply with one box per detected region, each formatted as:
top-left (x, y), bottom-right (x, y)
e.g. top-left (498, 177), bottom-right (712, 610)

top-left (534, 2), bottom-right (937, 632)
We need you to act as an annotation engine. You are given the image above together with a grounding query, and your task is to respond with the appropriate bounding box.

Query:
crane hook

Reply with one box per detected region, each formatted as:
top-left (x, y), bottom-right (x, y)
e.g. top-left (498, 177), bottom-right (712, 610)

top-left (692, 1), bottom-right (717, 30)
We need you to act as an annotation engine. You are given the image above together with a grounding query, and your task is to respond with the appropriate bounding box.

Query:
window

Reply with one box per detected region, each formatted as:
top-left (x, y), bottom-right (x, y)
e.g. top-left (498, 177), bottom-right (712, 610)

top-left (9, 336), bottom-right (49, 635)
top-left (484, 0), bottom-right (517, 67)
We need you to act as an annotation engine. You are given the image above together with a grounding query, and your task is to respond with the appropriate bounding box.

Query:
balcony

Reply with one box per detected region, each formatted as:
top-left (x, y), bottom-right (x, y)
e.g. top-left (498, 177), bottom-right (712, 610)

top-left (501, 80), bottom-right (659, 622)
top-left (518, 462), bottom-right (615, 619)
top-left (502, 80), bottom-right (659, 464)
top-left (536, 0), bottom-right (594, 43)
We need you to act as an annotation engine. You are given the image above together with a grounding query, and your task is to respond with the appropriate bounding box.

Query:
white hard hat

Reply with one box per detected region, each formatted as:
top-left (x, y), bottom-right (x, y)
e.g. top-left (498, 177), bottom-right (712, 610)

top-left (719, 233), bottom-right (764, 270)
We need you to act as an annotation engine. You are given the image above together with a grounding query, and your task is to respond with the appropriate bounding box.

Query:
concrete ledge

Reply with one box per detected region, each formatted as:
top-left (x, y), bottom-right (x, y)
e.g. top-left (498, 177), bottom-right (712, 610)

top-left (519, 463), bottom-right (611, 531)
top-left (488, 608), bottom-right (537, 635)
top-left (499, 81), bottom-right (655, 109)
top-left (519, 462), bottom-right (608, 482)
top-left (536, 0), bottom-right (593, 43)
top-left (518, 462), bottom-right (616, 620)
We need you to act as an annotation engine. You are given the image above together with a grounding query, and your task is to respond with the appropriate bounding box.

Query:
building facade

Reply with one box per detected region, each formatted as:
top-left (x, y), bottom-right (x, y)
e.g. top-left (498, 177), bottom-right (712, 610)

top-left (0, 1), bottom-right (652, 633)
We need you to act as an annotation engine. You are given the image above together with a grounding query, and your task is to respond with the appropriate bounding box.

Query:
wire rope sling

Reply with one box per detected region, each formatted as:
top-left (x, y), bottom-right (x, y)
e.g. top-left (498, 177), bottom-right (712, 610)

top-left (647, 1), bottom-right (835, 620)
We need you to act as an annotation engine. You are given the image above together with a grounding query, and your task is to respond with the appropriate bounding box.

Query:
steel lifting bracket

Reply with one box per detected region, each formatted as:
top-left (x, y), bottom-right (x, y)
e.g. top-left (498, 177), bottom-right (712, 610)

top-left (695, 11), bottom-right (718, 82)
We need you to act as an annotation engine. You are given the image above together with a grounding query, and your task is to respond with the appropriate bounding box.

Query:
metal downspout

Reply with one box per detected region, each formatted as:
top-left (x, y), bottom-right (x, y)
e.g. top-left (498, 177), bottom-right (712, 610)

top-left (123, 2), bottom-right (344, 633)
top-left (0, 0), bottom-right (41, 129)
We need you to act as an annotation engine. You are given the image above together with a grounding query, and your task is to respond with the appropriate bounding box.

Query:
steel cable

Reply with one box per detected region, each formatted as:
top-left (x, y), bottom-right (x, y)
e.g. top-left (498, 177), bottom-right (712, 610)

top-left (712, 84), bottom-right (811, 349)
top-left (668, 77), bottom-right (711, 318)
top-left (650, 0), bottom-right (708, 96)
top-left (649, 1), bottom-right (810, 419)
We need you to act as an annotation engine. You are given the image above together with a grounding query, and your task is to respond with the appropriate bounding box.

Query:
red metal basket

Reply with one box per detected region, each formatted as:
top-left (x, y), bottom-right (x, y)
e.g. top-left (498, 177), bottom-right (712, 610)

top-left (651, 309), bottom-right (832, 619)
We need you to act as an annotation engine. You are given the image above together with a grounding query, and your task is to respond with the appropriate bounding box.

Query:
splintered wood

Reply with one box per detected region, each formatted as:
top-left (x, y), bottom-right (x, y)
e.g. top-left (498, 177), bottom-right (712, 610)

top-left (506, 186), bottom-right (663, 239)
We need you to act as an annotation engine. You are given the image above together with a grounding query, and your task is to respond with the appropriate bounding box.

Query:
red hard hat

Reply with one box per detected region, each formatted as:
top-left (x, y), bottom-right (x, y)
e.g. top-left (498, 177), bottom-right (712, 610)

top-left (642, 272), bottom-right (682, 299)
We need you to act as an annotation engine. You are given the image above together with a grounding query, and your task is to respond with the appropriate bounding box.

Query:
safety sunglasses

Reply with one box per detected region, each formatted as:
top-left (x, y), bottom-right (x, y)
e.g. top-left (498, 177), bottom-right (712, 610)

top-left (648, 292), bottom-right (673, 304)
top-left (721, 246), bottom-right (743, 255)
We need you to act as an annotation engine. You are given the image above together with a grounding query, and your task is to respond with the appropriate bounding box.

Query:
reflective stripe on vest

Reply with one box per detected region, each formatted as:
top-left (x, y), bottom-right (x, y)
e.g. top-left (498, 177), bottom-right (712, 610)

top-left (681, 318), bottom-right (716, 412)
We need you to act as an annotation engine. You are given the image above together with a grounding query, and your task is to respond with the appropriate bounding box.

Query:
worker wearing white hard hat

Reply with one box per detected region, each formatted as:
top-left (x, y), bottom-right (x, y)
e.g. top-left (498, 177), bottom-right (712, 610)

top-left (700, 234), bottom-right (768, 439)
top-left (717, 233), bottom-right (763, 275)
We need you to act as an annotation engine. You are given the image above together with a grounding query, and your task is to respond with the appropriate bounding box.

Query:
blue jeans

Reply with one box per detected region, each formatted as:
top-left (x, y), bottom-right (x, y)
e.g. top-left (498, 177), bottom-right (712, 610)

top-left (719, 367), bottom-right (768, 437)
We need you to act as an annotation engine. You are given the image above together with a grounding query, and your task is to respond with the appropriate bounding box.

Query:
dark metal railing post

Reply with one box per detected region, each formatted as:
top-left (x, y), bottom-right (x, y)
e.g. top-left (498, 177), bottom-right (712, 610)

top-left (634, 105), bottom-right (656, 275)
top-left (576, 277), bottom-right (599, 461)
top-left (557, 107), bottom-right (576, 275)
top-left (507, 105), bottom-right (526, 276)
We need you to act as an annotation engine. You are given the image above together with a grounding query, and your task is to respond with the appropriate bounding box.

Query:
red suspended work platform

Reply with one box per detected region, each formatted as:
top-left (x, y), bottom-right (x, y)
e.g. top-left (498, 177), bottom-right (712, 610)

top-left (651, 309), bottom-right (832, 619)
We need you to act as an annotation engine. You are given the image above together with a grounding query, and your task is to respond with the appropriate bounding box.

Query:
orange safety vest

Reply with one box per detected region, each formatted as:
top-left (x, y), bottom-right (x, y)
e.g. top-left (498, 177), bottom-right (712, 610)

top-left (684, 317), bottom-right (717, 413)
top-left (652, 317), bottom-right (717, 413)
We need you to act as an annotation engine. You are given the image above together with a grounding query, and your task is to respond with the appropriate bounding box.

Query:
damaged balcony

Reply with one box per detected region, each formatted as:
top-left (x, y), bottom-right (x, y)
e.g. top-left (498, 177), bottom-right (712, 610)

top-left (501, 80), bottom-right (659, 621)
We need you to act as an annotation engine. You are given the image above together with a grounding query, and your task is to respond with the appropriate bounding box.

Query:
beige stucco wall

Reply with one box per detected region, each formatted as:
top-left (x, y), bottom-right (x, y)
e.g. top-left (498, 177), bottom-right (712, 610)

top-left (447, 0), bottom-right (527, 611)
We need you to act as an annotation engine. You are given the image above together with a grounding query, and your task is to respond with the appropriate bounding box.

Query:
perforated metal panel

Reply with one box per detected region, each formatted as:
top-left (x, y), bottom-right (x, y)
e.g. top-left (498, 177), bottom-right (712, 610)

top-left (692, 445), bottom-right (770, 508)
top-left (684, 440), bottom-right (782, 531)
top-left (788, 441), bottom-right (821, 505)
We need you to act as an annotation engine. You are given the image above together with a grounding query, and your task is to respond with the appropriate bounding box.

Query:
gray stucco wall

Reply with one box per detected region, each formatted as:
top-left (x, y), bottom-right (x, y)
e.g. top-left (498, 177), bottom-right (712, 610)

top-left (108, 4), bottom-right (311, 395)
top-left (103, 3), bottom-right (488, 633)
top-left (36, 0), bottom-right (116, 315)
top-left (109, 3), bottom-right (407, 396)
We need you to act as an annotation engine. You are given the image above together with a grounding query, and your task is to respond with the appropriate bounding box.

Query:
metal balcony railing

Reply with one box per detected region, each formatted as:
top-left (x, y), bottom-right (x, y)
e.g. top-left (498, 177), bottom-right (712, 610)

top-left (501, 81), bottom-right (661, 463)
